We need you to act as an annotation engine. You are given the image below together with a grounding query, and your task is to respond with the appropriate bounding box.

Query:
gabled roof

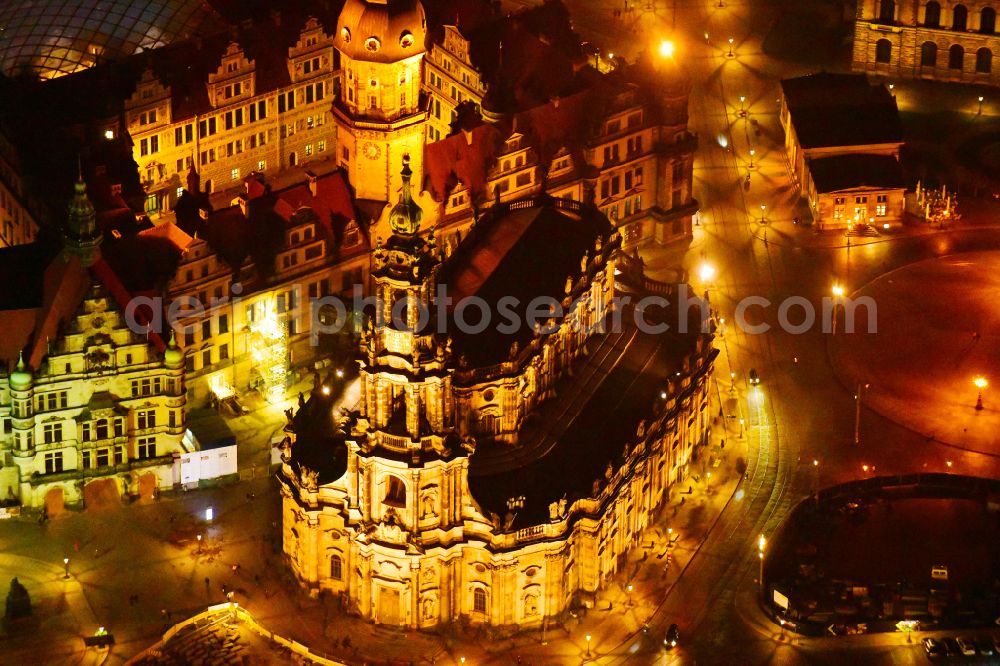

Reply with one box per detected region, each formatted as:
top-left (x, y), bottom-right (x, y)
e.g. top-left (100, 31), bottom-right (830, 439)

top-left (809, 154), bottom-right (905, 193)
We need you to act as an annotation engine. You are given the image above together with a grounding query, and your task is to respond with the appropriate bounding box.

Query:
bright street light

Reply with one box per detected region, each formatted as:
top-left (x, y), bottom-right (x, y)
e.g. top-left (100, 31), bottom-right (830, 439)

top-left (727, 37), bottom-right (734, 57)
top-left (586, 633), bottom-right (592, 657)
top-left (979, 95), bottom-right (985, 114)
top-left (63, 557), bottom-right (70, 579)
top-left (659, 40), bottom-right (675, 58)
top-left (739, 95), bottom-right (746, 117)
top-left (832, 284), bottom-right (844, 298)
top-left (749, 149), bottom-right (755, 168)
top-left (699, 262), bottom-right (716, 283)
top-left (757, 534), bottom-right (766, 590)
top-left (760, 203), bottom-right (766, 223)
top-left (975, 376), bottom-right (988, 410)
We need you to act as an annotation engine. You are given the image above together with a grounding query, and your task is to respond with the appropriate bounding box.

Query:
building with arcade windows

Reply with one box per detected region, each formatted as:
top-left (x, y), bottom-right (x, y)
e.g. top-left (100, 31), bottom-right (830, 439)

top-left (853, 0), bottom-right (1000, 85)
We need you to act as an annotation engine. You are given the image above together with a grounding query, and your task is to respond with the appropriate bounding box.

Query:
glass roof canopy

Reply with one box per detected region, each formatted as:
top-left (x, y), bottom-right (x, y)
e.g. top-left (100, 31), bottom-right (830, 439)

top-left (0, 0), bottom-right (223, 80)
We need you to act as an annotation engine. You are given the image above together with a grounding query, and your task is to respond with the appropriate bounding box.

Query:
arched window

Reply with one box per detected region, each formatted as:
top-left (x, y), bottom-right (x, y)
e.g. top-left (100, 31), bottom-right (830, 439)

top-left (953, 4), bottom-right (968, 30)
top-left (473, 588), bottom-right (487, 613)
top-left (879, 0), bottom-right (895, 21)
top-left (330, 554), bottom-right (343, 580)
top-left (925, 1), bottom-right (941, 26)
top-left (977, 47), bottom-right (993, 72)
top-left (875, 39), bottom-right (893, 63)
top-left (982, 7), bottom-right (996, 34)
top-left (383, 475), bottom-right (406, 507)
top-left (921, 41), bottom-right (938, 66)
top-left (950, 44), bottom-right (965, 69)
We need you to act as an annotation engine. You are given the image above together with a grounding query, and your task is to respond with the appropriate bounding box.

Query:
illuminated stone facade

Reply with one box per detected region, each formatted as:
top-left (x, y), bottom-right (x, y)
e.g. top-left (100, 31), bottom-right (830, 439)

top-left (279, 163), bottom-right (715, 627)
top-left (853, 0), bottom-right (1000, 84)
top-left (0, 180), bottom-right (188, 509)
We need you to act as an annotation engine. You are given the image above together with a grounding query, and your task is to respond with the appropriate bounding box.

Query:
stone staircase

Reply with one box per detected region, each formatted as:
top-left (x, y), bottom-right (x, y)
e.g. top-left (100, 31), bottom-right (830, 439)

top-left (846, 223), bottom-right (880, 238)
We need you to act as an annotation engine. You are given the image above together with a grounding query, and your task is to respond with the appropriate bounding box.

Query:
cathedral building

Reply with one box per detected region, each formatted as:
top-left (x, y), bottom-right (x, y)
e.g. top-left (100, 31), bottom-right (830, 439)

top-left (853, 0), bottom-right (1000, 84)
top-left (278, 155), bottom-right (716, 627)
top-left (0, 177), bottom-right (188, 510)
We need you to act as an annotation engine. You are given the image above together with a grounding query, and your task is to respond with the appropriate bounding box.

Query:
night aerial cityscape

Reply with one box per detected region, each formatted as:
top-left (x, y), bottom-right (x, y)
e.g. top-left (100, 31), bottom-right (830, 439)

top-left (2, 0), bottom-right (1000, 663)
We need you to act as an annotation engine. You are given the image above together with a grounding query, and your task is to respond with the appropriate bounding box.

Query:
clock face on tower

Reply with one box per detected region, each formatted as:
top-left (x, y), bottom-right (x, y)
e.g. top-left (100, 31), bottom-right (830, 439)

top-left (363, 142), bottom-right (381, 160)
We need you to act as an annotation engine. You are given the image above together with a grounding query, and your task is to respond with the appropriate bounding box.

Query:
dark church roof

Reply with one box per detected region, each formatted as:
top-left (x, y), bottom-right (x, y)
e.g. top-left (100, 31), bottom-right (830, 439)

top-left (467, 301), bottom-right (712, 529)
top-left (440, 197), bottom-right (613, 366)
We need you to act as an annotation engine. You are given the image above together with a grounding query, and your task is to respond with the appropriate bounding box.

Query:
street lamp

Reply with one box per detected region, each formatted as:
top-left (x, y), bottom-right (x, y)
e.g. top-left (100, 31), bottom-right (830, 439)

top-left (812, 459), bottom-right (820, 502)
top-left (749, 149), bottom-right (756, 168)
top-left (586, 633), bottom-right (592, 657)
top-left (978, 95), bottom-right (985, 114)
top-left (831, 284), bottom-right (844, 335)
top-left (627, 583), bottom-right (633, 606)
top-left (699, 262), bottom-right (716, 284)
top-left (760, 203), bottom-right (766, 223)
top-left (63, 557), bottom-right (70, 580)
top-left (974, 376), bottom-right (987, 410)
top-left (727, 38), bottom-right (734, 57)
top-left (197, 534), bottom-right (202, 554)
top-left (757, 534), bottom-right (766, 590)
top-left (739, 418), bottom-right (745, 438)
top-left (659, 40), bottom-right (675, 58)
top-left (739, 95), bottom-right (746, 117)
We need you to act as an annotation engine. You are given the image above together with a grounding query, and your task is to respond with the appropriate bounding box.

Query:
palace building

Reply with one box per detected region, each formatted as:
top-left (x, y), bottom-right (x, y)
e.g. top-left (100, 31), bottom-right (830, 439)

top-left (853, 0), bottom-right (1000, 85)
top-left (0, 177), bottom-right (189, 510)
top-left (277, 156), bottom-right (716, 627)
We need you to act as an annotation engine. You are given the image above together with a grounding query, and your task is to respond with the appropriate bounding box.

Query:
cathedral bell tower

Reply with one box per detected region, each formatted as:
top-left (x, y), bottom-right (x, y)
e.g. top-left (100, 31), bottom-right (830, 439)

top-left (332, 0), bottom-right (428, 202)
top-left (356, 156), bottom-right (457, 461)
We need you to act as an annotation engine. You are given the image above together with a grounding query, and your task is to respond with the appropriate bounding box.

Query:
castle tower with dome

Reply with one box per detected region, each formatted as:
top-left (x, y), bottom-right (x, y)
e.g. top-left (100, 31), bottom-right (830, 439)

top-left (333, 0), bottom-right (429, 203)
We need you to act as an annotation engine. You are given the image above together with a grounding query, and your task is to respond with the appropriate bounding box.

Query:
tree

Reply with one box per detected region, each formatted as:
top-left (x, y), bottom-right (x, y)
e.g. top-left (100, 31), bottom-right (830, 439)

top-left (5, 577), bottom-right (31, 619)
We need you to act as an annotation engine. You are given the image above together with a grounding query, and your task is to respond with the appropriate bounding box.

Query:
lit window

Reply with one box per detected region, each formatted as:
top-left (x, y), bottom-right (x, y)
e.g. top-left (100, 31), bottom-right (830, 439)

top-left (257, 160), bottom-right (266, 171)
top-left (231, 168), bottom-right (240, 180)
top-left (473, 588), bottom-right (487, 613)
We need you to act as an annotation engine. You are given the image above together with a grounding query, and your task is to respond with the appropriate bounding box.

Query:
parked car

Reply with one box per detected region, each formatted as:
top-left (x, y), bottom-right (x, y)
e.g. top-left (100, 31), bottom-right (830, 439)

top-left (922, 637), bottom-right (945, 658)
top-left (942, 637), bottom-right (960, 656)
top-left (956, 637), bottom-right (977, 656)
top-left (748, 368), bottom-right (760, 385)
top-left (975, 638), bottom-right (995, 656)
top-left (664, 623), bottom-right (679, 648)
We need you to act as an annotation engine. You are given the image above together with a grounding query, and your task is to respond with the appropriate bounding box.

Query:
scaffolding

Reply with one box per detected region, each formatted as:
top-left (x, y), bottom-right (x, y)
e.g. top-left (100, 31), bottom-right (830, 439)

top-left (249, 301), bottom-right (289, 403)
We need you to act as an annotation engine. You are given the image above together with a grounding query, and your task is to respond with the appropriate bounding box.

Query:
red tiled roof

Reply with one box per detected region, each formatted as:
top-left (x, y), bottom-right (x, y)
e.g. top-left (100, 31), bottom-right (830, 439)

top-left (140, 222), bottom-right (195, 252)
top-left (28, 254), bottom-right (91, 368)
top-left (423, 123), bottom-right (503, 204)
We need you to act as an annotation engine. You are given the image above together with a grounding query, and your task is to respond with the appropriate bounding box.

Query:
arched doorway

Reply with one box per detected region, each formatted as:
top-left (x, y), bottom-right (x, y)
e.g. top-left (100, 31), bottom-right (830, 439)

top-left (83, 478), bottom-right (120, 511)
top-left (137, 473), bottom-right (157, 502)
top-left (921, 41), bottom-right (938, 66)
top-left (950, 44), bottom-right (965, 69)
top-left (875, 39), bottom-right (893, 63)
top-left (953, 4), bottom-right (968, 30)
top-left (879, 0), bottom-right (895, 21)
top-left (925, 1), bottom-right (941, 27)
top-left (982, 7), bottom-right (996, 34)
top-left (44, 487), bottom-right (64, 517)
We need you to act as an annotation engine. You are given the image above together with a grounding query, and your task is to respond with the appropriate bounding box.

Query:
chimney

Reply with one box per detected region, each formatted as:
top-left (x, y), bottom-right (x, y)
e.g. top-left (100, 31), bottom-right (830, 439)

top-left (305, 170), bottom-right (319, 197)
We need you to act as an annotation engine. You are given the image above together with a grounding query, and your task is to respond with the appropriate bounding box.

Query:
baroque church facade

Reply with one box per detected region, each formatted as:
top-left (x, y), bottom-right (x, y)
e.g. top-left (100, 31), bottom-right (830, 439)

top-left (279, 153), bottom-right (715, 626)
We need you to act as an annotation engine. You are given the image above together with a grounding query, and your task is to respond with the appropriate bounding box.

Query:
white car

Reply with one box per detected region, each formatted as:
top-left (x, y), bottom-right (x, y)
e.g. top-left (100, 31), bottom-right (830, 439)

top-left (955, 637), bottom-right (977, 656)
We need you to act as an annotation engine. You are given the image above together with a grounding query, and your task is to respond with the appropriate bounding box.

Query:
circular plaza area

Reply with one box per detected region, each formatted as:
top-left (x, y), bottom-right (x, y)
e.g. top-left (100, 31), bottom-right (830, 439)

top-left (829, 251), bottom-right (1000, 455)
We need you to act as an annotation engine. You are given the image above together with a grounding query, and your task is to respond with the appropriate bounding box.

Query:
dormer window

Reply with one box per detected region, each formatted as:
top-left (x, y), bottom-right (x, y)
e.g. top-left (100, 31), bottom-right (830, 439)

top-left (400, 31), bottom-right (414, 48)
top-left (227, 61), bottom-right (238, 73)
top-left (365, 37), bottom-right (381, 52)
top-left (341, 27), bottom-right (351, 43)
